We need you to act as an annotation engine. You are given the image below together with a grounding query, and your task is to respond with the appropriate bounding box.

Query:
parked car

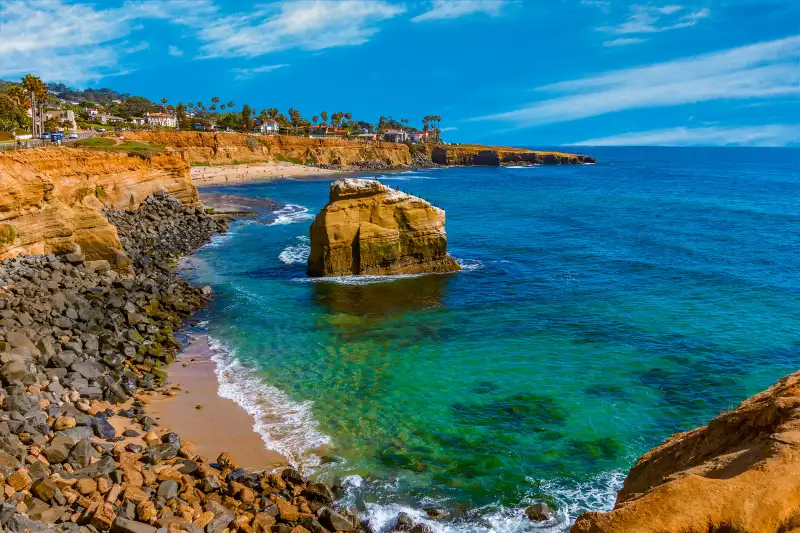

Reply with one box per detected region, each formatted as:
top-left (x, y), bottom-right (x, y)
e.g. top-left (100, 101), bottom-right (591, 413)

top-left (68, 133), bottom-right (79, 139)
top-left (41, 132), bottom-right (51, 140)
top-left (98, 128), bottom-right (106, 132)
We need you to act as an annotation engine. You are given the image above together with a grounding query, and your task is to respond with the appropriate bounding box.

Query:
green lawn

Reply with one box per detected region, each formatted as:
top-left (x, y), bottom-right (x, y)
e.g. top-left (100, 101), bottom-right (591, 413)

top-left (74, 137), bottom-right (165, 157)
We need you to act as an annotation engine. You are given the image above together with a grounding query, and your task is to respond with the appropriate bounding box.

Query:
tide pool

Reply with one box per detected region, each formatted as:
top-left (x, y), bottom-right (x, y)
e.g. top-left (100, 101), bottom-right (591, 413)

top-left (180, 147), bottom-right (799, 531)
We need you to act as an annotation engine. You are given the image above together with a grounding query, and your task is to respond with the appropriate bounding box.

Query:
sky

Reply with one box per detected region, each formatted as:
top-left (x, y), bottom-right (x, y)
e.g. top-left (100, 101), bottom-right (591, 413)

top-left (1, 0), bottom-right (798, 147)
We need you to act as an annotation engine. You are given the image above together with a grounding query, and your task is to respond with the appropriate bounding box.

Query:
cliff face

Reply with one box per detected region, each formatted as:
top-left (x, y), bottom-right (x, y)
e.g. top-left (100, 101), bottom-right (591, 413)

top-left (430, 145), bottom-right (595, 166)
top-left (123, 131), bottom-right (413, 168)
top-left (0, 147), bottom-right (198, 262)
top-left (307, 178), bottom-right (460, 277)
top-left (572, 370), bottom-right (800, 533)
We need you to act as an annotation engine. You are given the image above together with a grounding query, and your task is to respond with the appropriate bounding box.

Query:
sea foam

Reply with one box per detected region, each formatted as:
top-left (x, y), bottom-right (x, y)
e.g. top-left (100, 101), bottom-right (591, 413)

top-left (269, 204), bottom-right (314, 226)
top-left (205, 335), bottom-right (330, 469)
top-left (279, 236), bottom-right (311, 264)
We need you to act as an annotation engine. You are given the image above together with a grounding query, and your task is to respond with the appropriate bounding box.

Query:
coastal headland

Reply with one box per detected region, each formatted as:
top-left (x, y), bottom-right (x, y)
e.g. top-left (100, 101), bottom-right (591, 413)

top-left (0, 136), bottom-right (796, 533)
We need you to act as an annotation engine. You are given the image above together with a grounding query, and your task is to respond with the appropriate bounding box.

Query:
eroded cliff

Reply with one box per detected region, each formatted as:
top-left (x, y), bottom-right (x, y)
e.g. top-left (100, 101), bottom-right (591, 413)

top-left (123, 131), bottom-right (413, 168)
top-left (0, 147), bottom-right (198, 262)
top-left (307, 178), bottom-right (460, 277)
top-left (572, 370), bottom-right (800, 533)
top-left (430, 145), bottom-right (595, 166)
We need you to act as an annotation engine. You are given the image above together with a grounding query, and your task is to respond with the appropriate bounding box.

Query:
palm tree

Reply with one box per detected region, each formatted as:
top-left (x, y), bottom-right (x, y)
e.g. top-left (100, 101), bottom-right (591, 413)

top-left (211, 96), bottom-right (220, 106)
top-left (187, 102), bottom-right (195, 110)
top-left (320, 111), bottom-right (328, 125)
top-left (22, 74), bottom-right (47, 136)
top-left (220, 104), bottom-right (226, 111)
top-left (227, 101), bottom-right (234, 108)
top-left (401, 118), bottom-right (409, 131)
top-left (312, 115), bottom-right (319, 125)
top-left (267, 107), bottom-right (279, 119)
top-left (196, 101), bottom-right (203, 109)
top-left (259, 109), bottom-right (268, 122)
top-left (344, 112), bottom-right (352, 125)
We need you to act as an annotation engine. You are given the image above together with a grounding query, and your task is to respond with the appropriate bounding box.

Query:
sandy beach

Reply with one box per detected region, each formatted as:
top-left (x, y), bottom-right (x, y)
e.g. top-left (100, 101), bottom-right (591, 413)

top-left (145, 335), bottom-right (287, 471)
top-left (191, 161), bottom-right (338, 187)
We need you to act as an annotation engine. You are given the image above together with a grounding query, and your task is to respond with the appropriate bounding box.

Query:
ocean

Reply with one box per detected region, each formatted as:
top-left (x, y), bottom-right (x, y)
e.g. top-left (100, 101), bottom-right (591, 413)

top-left (179, 147), bottom-right (799, 532)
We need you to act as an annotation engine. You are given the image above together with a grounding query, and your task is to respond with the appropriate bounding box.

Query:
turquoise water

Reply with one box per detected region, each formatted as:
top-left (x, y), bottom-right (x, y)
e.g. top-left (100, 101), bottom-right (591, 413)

top-left (181, 147), bottom-right (799, 531)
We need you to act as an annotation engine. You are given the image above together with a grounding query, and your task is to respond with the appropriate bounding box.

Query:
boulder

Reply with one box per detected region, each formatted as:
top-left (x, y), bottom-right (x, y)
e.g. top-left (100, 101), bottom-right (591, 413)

top-left (307, 179), bottom-right (460, 277)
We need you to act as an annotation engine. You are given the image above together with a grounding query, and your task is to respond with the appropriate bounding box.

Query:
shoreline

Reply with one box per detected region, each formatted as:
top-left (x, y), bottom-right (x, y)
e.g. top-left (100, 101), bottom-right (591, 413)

top-left (190, 161), bottom-right (339, 188)
top-left (145, 334), bottom-right (288, 471)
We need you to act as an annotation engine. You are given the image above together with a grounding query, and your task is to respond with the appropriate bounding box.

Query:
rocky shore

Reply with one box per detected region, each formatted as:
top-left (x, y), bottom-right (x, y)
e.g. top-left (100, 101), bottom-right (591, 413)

top-left (0, 191), bottom-right (376, 533)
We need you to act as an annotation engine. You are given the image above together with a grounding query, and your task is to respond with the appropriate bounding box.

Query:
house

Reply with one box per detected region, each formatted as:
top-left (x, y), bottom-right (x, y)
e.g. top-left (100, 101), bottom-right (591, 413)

top-left (253, 119), bottom-right (278, 135)
top-left (44, 109), bottom-right (77, 131)
top-left (85, 107), bottom-right (99, 116)
top-left (383, 130), bottom-right (408, 143)
top-left (194, 120), bottom-right (217, 132)
top-left (145, 112), bottom-right (177, 128)
top-left (129, 117), bottom-right (146, 126)
top-left (97, 114), bottom-right (124, 125)
top-left (308, 125), bottom-right (350, 138)
top-left (357, 133), bottom-right (378, 142)
top-left (409, 130), bottom-right (434, 144)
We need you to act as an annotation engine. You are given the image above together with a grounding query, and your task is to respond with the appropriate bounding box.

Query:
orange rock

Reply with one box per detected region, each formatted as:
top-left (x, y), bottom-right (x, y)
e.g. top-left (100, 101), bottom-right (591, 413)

top-left (7, 468), bottom-right (32, 491)
top-left (572, 370), bottom-right (800, 533)
top-left (91, 503), bottom-right (116, 530)
top-left (308, 178), bottom-right (460, 277)
top-left (276, 498), bottom-right (300, 522)
top-left (194, 511), bottom-right (214, 528)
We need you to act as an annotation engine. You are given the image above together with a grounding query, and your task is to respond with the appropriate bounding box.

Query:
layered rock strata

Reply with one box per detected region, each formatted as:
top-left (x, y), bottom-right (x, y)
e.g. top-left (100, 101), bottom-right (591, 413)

top-left (430, 145), bottom-right (595, 166)
top-left (307, 178), bottom-right (460, 277)
top-left (572, 370), bottom-right (800, 533)
top-left (0, 147), bottom-right (198, 262)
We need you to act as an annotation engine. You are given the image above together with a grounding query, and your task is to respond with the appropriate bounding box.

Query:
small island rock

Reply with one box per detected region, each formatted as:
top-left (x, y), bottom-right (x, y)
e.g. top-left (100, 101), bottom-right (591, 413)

top-left (307, 178), bottom-right (461, 277)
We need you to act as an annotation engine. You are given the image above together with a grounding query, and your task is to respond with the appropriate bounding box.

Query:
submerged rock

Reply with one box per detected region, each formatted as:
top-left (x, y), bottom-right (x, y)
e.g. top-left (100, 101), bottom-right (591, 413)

top-left (307, 178), bottom-right (461, 277)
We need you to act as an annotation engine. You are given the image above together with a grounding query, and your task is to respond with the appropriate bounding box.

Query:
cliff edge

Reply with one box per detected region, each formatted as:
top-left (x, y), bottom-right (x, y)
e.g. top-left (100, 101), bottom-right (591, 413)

top-left (430, 145), bottom-right (595, 166)
top-left (307, 178), bottom-right (461, 277)
top-left (572, 370), bottom-right (800, 533)
top-left (0, 147), bottom-right (198, 262)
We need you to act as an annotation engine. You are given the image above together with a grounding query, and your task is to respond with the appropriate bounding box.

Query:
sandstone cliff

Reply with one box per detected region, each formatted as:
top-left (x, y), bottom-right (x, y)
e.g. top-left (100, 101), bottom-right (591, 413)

top-left (430, 145), bottom-right (595, 166)
top-left (123, 131), bottom-right (413, 168)
top-left (572, 370), bottom-right (800, 533)
top-left (307, 178), bottom-right (460, 277)
top-left (0, 147), bottom-right (198, 262)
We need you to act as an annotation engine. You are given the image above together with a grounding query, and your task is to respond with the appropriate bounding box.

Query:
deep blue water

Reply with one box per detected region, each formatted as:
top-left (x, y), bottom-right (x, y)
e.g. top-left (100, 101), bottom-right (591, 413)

top-left (181, 147), bottom-right (799, 532)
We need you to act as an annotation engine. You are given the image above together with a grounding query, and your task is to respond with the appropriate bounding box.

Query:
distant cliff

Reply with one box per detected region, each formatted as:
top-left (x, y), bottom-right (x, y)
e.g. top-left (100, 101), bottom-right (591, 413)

top-left (307, 178), bottom-right (460, 277)
top-left (430, 145), bottom-right (595, 166)
top-left (0, 147), bottom-right (197, 262)
top-left (123, 131), bottom-right (413, 169)
top-left (572, 370), bottom-right (800, 533)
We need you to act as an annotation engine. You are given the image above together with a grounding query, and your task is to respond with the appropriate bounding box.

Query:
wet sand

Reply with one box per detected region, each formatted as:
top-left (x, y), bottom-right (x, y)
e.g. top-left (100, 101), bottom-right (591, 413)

top-left (145, 335), bottom-right (287, 471)
top-left (191, 161), bottom-right (337, 188)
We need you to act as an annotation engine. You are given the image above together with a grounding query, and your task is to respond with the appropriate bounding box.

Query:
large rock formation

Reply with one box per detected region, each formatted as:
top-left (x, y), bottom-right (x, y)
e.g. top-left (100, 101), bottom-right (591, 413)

top-left (0, 147), bottom-right (198, 262)
top-left (572, 370), bottom-right (800, 533)
top-left (430, 144), bottom-right (595, 166)
top-left (307, 178), bottom-right (460, 277)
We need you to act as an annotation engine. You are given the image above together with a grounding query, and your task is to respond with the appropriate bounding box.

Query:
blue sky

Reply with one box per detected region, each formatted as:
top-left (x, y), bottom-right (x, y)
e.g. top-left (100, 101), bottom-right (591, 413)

top-left (1, 0), bottom-right (798, 147)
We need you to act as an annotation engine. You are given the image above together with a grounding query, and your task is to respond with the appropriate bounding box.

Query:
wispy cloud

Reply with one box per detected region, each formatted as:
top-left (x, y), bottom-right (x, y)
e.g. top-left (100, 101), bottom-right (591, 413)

top-left (230, 64), bottom-right (289, 80)
top-left (412, 0), bottom-right (506, 22)
top-left (600, 4), bottom-right (710, 35)
top-left (168, 45), bottom-right (184, 57)
top-left (567, 124), bottom-right (800, 147)
top-left (603, 37), bottom-right (647, 47)
top-left (469, 36), bottom-right (800, 128)
top-left (0, 0), bottom-right (134, 83)
top-left (185, 0), bottom-right (404, 59)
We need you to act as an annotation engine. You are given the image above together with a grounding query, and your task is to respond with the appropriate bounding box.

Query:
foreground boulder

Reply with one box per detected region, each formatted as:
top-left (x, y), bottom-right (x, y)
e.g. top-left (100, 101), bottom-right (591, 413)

top-left (572, 370), bottom-right (800, 533)
top-left (307, 178), bottom-right (460, 277)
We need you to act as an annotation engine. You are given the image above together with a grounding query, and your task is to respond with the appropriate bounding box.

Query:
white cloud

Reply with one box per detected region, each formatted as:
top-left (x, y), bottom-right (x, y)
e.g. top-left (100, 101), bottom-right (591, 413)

top-left (600, 4), bottom-right (710, 35)
top-left (567, 124), bottom-right (800, 147)
top-left (168, 45), bottom-right (184, 56)
top-left (411, 0), bottom-right (506, 22)
top-left (603, 37), bottom-right (647, 46)
top-left (187, 1), bottom-right (405, 59)
top-left (0, 0), bottom-right (134, 82)
top-left (230, 64), bottom-right (289, 80)
top-left (470, 36), bottom-right (800, 128)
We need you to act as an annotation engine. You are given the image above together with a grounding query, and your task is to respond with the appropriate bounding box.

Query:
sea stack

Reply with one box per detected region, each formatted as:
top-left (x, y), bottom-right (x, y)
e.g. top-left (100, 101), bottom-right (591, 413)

top-left (307, 178), bottom-right (461, 277)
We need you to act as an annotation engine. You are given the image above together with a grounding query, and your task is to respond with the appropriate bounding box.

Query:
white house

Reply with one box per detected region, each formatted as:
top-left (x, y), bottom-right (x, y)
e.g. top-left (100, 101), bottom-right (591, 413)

top-left (254, 119), bottom-right (279, 135)
top-left (97, 114), bottom-right (124, 125)
top-left (130, 117), bottom-right (146, 126)
top-left (145, 112), bottom-right (177, 128)
top-left (409, 131), bottom-right (434, 144)
top-left (383, 130), bottom-right (408, 143)
top-left (45, 109), bottom-right (77, 131)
